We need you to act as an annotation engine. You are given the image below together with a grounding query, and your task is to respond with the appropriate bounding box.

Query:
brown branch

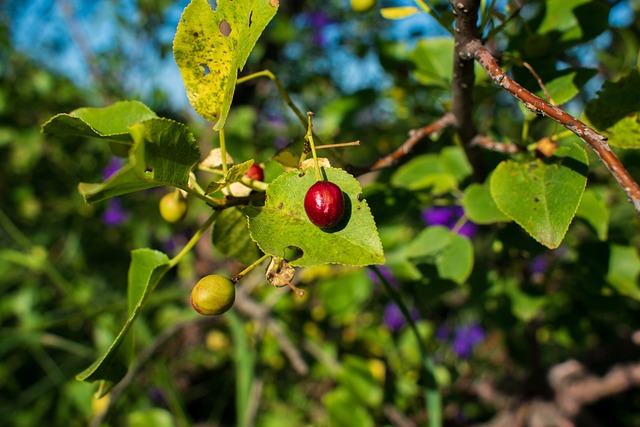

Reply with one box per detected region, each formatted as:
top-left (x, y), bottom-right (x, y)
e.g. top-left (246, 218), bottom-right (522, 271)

top-left (366, 112), bottom-right (456, 172)
top-left (550, 359), bottom-right (640, 417)
top-left (471, 135), bottom-right (520, 154)
top-left (466, 41), bottom-right (640, 214)
top-left (451, 0), bottom-right (486, 180)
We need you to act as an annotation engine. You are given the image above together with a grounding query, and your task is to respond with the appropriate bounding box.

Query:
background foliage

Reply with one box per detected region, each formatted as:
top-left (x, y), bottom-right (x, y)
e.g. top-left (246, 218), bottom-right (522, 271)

top-left (2, 0), bottom-right (640, 426)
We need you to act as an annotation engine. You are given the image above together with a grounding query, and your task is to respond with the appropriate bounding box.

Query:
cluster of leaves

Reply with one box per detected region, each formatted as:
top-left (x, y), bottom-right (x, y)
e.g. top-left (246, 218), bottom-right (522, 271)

top-left (3, 0), bottom-right (640, 426)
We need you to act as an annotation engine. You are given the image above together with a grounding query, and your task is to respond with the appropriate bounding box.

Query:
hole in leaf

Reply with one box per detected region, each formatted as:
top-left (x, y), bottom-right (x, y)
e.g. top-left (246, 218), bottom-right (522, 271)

top-left (284, 245), bottom-right (303, 262)
top-left (200, 63), bottom-right (211, 75)
top-left (248, 11), bottom-right (253, 27)
top-left (219, 20), bottom-right (232, 37)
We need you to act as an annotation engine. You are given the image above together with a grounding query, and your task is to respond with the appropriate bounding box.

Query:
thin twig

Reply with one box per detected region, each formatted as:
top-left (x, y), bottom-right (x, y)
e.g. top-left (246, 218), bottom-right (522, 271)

top-left (367, 113), bottom-right (456, 172)
top-left (470, 135), bottom-right (520, 154)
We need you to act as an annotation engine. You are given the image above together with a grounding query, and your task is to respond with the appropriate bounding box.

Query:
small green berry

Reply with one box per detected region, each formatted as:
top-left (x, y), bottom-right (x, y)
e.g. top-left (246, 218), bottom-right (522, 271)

top-left (190, 275), bottom-right (235, 316)
top-left (159, 192), bottom-right (188, 223)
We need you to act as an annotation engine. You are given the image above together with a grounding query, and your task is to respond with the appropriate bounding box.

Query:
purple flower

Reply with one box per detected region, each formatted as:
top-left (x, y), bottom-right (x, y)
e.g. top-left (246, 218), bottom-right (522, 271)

top-left (451, 323), bottom-right (485, 359)
top-left (302, 11), bottom-right (332, 47)
top-left (528, 255), bottom-right (548, 277)
top-left (102, 198), bottom-right (129, 226)
top-left (435, 324), bottom-right (450, 342)
top-left (102, 157), bottom-right (123, 180)
top-left (383, 302), bottom-right (419, 332)
top-left (422, 205), bottom-right (478, 239)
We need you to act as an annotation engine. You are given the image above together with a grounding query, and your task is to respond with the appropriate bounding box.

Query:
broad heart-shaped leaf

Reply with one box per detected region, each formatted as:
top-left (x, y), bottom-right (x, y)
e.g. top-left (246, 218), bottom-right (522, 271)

top-left (490, 143), bottom-right (588, 249)
top-left (241, 167), bottom-right (384, 267)
top-left (78, 118), bottom-right (200, 203)
top-left (173, 0), bottom-right (279, 129)
top-left (41, 100), bottom-right (158, 142)
top-left (205, 160), bottom-right (254, 194)
top-left (77, 249), bottom-right (170, 396)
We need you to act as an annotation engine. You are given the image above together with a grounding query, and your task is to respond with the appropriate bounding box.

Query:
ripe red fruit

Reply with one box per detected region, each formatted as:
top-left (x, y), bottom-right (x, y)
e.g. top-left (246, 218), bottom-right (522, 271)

top-left (245, 163), bottom-right (264, 181)
top-left (304, 181), bottom-right (345, 229)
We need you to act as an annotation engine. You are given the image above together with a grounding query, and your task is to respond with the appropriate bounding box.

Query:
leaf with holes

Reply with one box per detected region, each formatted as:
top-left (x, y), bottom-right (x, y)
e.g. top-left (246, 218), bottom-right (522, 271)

top-left (173, 0), bottom-right (279, 129)
top-left (490, 143), bottom-right (588, 249)
top-left (241, 168), bottom-right (384, 267)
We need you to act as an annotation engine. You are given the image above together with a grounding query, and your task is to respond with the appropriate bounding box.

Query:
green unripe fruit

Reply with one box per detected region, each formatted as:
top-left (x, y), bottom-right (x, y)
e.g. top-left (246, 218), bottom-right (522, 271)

top-left (190, 275), bottom-right (235, 316)
top-left (351, 0), bottom-right (376, 13)
top-left (159, 192), bottom-right (188, 223)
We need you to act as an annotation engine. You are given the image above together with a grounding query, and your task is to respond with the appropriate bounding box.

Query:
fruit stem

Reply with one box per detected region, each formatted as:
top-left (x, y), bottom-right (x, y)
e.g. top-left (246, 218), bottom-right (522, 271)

top-left (219, 128), bottom-right (229, 175)
top-left (271, 271), bottom-right (305, 297)
top-left (231, 253), bottom-right (270, 284)
top-left (237, 69), bottom-right (308, 131)
top-left (315, 140), bottom-right (360, 150)
top-left (168, 211), bottom-right (219, 269)
top-left (305, 112), bottom-right (322, 181)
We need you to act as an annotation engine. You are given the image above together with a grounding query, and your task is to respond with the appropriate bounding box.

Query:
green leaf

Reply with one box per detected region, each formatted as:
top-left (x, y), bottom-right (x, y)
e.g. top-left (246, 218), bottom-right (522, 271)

top-left (41, 100), bottom-right (158, 142)
top-left (391, 154), bottom-right (457, 194)
top-left (576, 188), bottom-right (609, 240)
top-left (211, 207), bottom-right (261, 265)
top-left (440, 146), bottom-right (473, 182)
top-left (337, 355), bottom-right (383, 408)
top-left (535, 0), bottom-right (609, 44)
top-left (407, 226), bottom-right (452, 258)
top-left (538, 68), bottom-right (596, 106)
top-left (78, 118), bottom-right (200, 203)
top-left (462, 182), bottom-right (510, 224)
top-left (323, 388), bottom-right (375, 427)
top-left (435, 233), bottom-right (474, 284)
top-left (490, 143), bottom-right (588, 249)
top-left (407, 227), bottom-right (474, 285)
top-left (205, 160), bottom-right (254, 194)
top-left (607, 244), bottom-right (640, 300)
top-left (241, 167), bottom-right (384, 267)
top-left (173, 0), bottom-right (279, 129)
top-left (585, 70), bottom-right (640, 148)
top-left (410, 38), bottom-right (454, 88)
top-left (76, 249), bottom-right (170, 396)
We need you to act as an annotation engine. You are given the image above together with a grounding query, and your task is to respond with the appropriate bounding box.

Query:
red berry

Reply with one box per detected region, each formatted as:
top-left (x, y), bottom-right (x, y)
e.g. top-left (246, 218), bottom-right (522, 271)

top-left (245, 163), bottom-right (264, 181)
top-left (304, 181), bottom-right (345, 229)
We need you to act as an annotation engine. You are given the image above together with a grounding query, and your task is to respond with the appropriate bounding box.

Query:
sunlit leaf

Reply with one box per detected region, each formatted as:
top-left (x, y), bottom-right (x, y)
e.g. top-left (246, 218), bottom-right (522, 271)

top-left (173, 0), bottom-right (279, 129)
top-left (490, 143), bottom-right (588, 248)
top-left (242, 167), bottom-right (384, 267)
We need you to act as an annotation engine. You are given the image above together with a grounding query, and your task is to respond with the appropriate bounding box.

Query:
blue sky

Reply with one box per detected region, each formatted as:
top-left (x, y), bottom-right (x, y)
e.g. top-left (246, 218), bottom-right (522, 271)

top-left (6, 0), bottom-right (633, 112)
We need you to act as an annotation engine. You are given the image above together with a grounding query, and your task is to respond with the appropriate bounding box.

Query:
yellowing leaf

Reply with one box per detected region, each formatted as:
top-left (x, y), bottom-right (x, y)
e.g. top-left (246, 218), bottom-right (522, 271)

top-left (173, 0), bottom-right (279, 129)
top-left (380, 6), bottom-right (419, 19)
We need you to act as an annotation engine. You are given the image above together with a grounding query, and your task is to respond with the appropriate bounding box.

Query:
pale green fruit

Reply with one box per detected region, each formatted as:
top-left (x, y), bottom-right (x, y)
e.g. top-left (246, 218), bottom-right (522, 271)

top-left (159, 192), bottom-right (188, 223)
top-left (190, 275), bottom-right (235, 316)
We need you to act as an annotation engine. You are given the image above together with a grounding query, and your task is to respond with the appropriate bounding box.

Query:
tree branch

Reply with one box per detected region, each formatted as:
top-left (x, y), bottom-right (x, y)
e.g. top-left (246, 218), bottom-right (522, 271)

top-left (467, 41), bottom-right (640, 214)
top-left (363, 112), bottom-right (456, 173)
top-left (451, 0), bottom-right (486, 180)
